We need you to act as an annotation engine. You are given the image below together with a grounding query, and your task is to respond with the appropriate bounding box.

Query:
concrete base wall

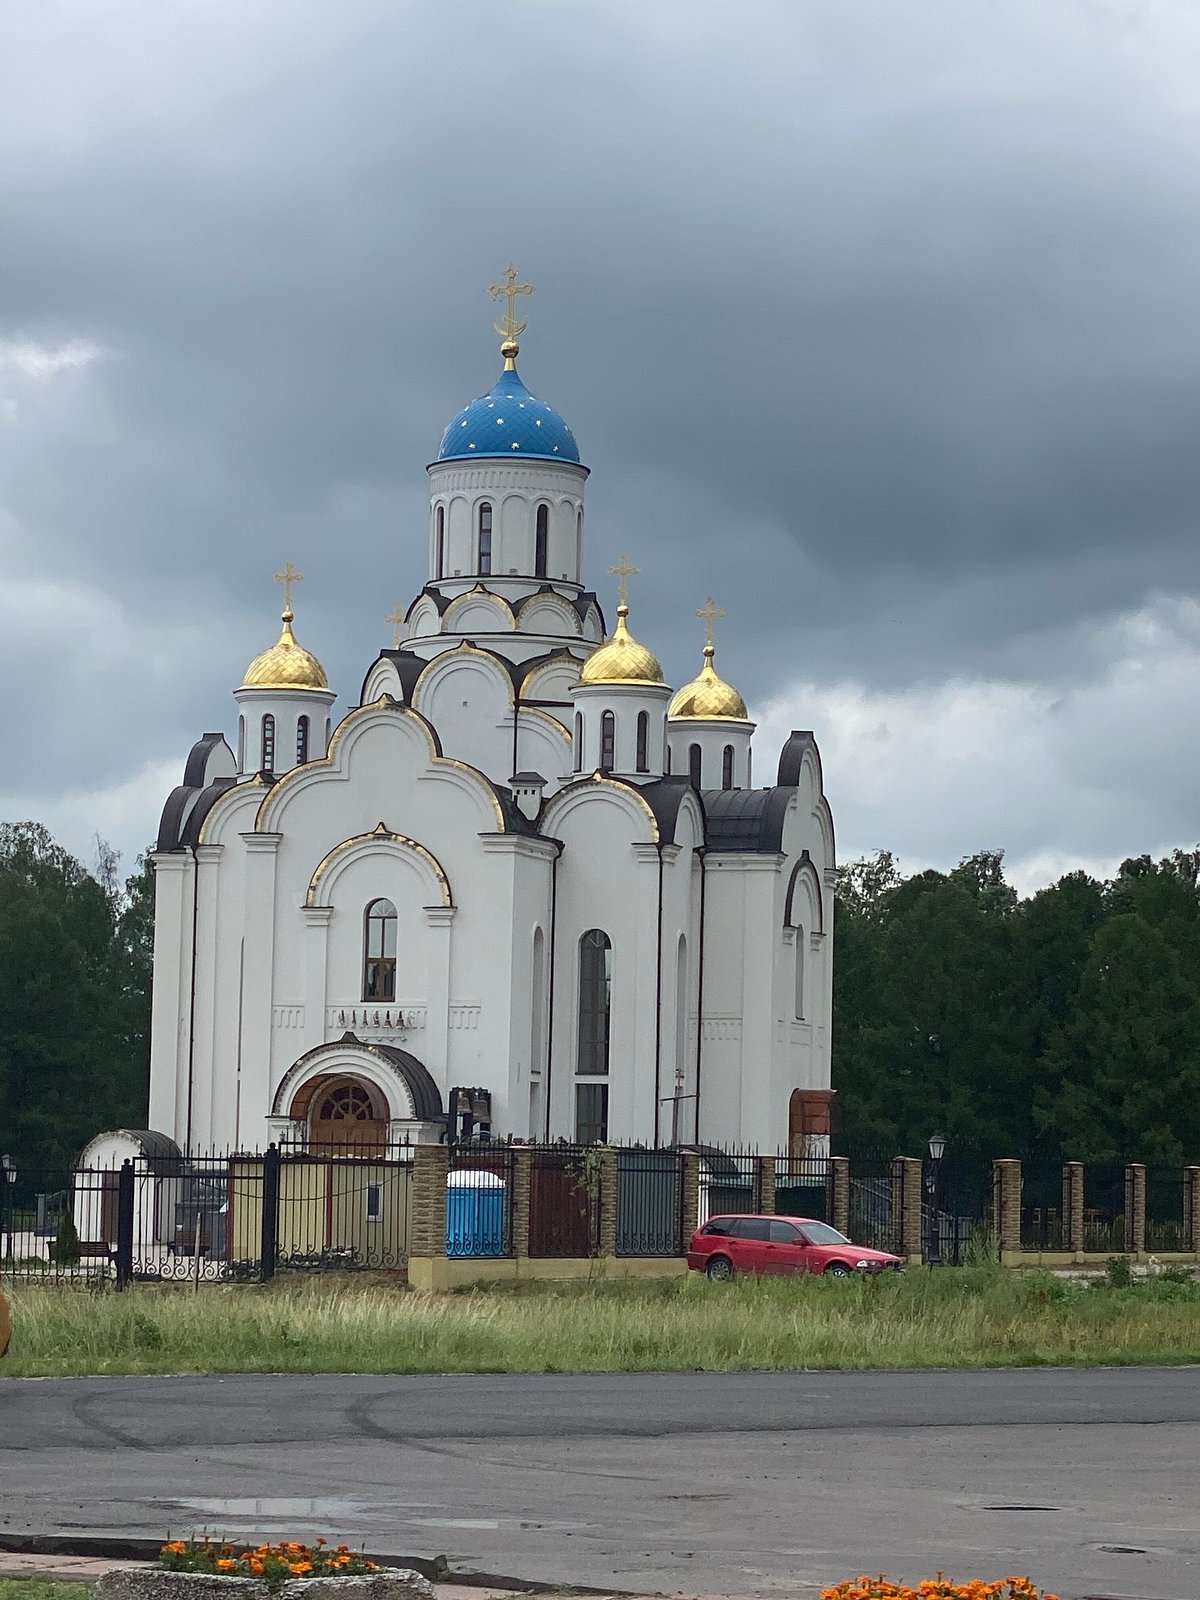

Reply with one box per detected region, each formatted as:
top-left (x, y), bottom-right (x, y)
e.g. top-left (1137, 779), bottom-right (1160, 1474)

top-left (407, 1254), bottom-right (689, 1291)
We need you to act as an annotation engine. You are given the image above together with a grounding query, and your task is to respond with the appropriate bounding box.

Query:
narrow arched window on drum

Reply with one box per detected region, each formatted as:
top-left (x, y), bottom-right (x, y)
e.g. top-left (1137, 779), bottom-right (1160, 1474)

top-left (363, 898), bottom-right (397, 1001)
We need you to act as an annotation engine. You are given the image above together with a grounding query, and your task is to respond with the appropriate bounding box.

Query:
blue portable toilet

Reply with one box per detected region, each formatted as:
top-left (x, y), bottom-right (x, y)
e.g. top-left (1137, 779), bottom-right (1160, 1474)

top-left (446, 1169), bottom-right (506, 1257)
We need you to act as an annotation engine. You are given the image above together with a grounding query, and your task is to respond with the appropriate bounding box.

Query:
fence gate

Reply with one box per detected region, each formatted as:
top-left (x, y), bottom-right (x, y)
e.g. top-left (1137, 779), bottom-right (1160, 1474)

top-left (529, 1149), bottom-right (597, 1257)
top-left (615, 1148), bottom-right (681, 1256)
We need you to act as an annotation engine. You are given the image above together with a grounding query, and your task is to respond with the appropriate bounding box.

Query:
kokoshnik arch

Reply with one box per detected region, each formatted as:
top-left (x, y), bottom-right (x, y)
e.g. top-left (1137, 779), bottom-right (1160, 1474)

top-left (118, 272), bottom-right (836, 1156)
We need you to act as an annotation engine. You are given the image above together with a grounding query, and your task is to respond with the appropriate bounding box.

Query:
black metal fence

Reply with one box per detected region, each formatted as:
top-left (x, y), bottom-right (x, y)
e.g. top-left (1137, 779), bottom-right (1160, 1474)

top-left (1146, 1166), bottom-right (1186, 1252)
top-left (775, 1154), bottom-right (829, 1224)
top-left (615, 1147), bottom-right (681, 1255)
top-left (1083, 1162), bottom-right (1128, 1253)
top-left (2, 1145), bottom-right (415, 1286)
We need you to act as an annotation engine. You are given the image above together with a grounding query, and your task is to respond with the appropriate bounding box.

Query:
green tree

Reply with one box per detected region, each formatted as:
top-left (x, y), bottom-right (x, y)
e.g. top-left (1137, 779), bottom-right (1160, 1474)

top-left (0, 823), bottom-right (152, 1175)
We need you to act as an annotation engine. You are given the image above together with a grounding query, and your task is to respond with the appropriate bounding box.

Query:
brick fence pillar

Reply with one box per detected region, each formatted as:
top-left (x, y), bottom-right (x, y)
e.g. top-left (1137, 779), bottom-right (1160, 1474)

top-left (1063, 1161), bottom-right (1085, 1254)
top-left (891, 1156), bottom-right (922, 1261)
top-left (829, 1156), bottom-right (851, 1237)
top-left (597, 1148), bottom-right (619, 1257)
top-left (992, 1159), bottom-right (1022, 1256)
top-left (1185, 1166), bottom-right (1200, 1254)
top-left (680, 1153), bottom-right (701, 1251)
top-left (759, 1155), bottom-right (776, 1216)
top-left (511, 1149), bottom-right (532, 1260)
top-left (1125, 1163), bottom-right (1146, 1256)
top-left (410, 1143), bottom-right (449, 1259)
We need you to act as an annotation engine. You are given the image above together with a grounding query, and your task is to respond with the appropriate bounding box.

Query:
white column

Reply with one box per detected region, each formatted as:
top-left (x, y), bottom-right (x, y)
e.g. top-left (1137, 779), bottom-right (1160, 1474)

top-left (423, 904), bottom-right (456, 1093)
top-left (148, 853), bottom-right (192, 1144)
top-left (238, 833), bottom-right (282, 1142)
top-left (189, 845), bottom-right (223, 1150)
top-left (302, 906), bottom-right (334, 1056)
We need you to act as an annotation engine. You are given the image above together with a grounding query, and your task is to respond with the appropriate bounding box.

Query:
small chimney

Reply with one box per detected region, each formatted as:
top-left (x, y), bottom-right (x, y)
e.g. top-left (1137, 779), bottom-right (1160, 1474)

top-left (510, 771), bottom-right (547, 822)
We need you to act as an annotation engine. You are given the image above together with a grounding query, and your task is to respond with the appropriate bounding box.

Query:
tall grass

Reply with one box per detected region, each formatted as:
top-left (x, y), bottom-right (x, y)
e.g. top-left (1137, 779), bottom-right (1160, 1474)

top-left (5, 1268), bottom-right (1200, 1378)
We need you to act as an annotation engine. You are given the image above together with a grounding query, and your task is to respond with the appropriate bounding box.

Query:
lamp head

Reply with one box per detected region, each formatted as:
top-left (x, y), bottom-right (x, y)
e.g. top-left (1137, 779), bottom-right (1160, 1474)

top-left (927, 1133), bottom-right (947, 1163)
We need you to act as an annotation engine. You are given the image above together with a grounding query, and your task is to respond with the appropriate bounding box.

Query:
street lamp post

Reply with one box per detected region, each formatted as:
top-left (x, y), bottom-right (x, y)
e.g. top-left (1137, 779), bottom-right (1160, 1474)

top-left (925, 1133), bottom-right (946, 1266)
top-left (1, 1154), bottom-right (15, 1267)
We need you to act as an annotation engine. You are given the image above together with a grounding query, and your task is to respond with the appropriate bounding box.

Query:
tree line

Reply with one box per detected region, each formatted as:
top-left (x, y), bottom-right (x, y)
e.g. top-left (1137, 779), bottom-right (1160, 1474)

top-left (834, 847), bottom-right (1200, 1166)
top-left (0, 823), bottom-right (152, 1176)
top-left (3, 821), bottom-right (1198, 1175)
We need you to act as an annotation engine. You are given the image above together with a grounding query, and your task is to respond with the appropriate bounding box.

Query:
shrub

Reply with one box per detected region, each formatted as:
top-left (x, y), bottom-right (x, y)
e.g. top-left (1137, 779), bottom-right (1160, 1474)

top-left (50, 1210), bottom-right (82, 1267)
top-left (160, 1538), bottom-right (378, 1590)
top-left (822, 1578), bottom-right (1057, 1599)
top-left (1105, 1255), bottom-right (1132, 1288)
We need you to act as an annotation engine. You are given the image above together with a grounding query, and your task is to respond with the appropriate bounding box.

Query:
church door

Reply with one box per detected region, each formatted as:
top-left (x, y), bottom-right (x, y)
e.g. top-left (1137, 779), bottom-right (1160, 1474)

top-left (308, 1077), bottom-right (387, 1156)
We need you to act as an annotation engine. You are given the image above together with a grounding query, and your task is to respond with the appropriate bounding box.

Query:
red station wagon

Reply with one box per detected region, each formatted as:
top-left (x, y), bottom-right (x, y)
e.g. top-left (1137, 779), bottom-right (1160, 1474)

top-left (687, 1214), bottom-right (904, 1280)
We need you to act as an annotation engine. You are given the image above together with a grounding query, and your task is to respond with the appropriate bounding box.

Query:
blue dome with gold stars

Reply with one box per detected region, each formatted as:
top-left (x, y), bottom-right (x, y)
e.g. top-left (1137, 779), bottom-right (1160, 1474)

top-left (437, 365), bottom-right (581, 464)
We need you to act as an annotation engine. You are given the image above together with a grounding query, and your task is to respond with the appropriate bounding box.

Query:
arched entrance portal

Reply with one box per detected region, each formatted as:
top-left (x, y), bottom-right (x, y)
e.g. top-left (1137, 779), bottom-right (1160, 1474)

top-left (284, 1073), bottom-right (388, 1154)
top-left (310, 1075), bottom-right (388, 1154)
top-left (270, 1031), bottom-right (446, 1150)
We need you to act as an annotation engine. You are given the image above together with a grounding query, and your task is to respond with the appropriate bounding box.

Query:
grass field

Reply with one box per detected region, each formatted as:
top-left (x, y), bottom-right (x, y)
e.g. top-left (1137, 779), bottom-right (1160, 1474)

top-left (0, 1584), bottom-right (90, 1600)
top-left (4, 1265), bottom-right (1200, 1377)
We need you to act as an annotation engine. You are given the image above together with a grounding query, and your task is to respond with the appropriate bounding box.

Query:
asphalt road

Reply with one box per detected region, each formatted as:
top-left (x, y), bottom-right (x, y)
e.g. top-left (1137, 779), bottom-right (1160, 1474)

top-left (2, 1368), bottom-right (1198, 1599)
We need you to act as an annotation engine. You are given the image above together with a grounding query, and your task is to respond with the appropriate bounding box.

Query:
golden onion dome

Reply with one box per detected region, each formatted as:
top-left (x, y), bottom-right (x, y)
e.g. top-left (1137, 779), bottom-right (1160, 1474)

top-left (579, 604), bottom-right (665, 686)
top-left (242, 607), bottom-right (329, 691)
top-left (668, 644), bottom-right (748, 720)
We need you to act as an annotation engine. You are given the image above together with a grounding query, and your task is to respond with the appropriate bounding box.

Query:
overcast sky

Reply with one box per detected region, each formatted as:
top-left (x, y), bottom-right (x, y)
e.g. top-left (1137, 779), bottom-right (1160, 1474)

top-left (3, 0), bottom-right (1199, 894)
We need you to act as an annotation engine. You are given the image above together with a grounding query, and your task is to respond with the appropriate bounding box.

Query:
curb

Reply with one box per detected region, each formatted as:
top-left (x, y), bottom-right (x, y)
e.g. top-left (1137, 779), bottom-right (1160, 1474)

top-left (0, 1536), bottom-right (640, 1597)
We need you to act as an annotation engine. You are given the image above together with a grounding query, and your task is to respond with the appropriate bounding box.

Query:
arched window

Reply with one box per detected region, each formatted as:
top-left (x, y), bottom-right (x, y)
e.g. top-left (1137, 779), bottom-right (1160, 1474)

top-left (600, 710), bottom-right (616, 773)
top-left (325, 717), bottom-right (332, 748)
top-left (477, 502), bottom-right (492, 575)
top-left (636, 711), bottom-right (650, 773)
top-left (532, 926), bottom-right (546, 1079)
top-left (722, 744), bottom-right (734, 790)
top-left (535, 504), bottom-right (549, 578)
top-left (665, 743), bottom-right (672, 775)
top-left (435, 504), bottom-right (445, 580)
top-left (576, 508), bottom-right (583, 574)
top-left (577, 929), bottom-right (611, 1076)
top-left (261, 714), bottom-right (275, 772)
top-left (574, 710), bottom-right (583, 772)
top-left (363, 898), bottom-right (397, 1001)
top-left (237, 715), bottom-right (245, 772)
top-left (296, 715), bottom-right (310, 765)
top-left (688, 742), bottom-right (702, 788)
top-left (794, 925), bottom-right (805, 1020)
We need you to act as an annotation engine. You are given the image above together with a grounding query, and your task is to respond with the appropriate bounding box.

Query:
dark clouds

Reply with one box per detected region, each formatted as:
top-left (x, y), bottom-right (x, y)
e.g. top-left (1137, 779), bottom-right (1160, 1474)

top-left (2, 0), bottom-right (1199, 882)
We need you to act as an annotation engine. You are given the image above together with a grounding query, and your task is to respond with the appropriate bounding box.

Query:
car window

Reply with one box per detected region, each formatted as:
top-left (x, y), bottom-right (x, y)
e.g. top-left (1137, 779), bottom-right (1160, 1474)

top-left (798, 1221), bottom-right (851, 1246)
top-left (768, 1220), bottom-right (802, 1243)
top-left (732, 1217), bottom-right (770, 1241)
top-left (702, 1220), bottom-right (732, 1236)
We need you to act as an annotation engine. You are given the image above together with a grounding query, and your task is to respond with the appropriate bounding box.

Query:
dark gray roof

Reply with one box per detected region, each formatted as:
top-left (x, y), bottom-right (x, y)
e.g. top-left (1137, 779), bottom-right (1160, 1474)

top-left (777, 729), bottom-right (818, 788)
top-left (179, 778), bottom-right (239, 848)
top-left (357, 1037), bottom-right (444, 1122)
top-left (511, 771), bottom-right (547, 785)
top-left (183, 733), bottom-right (232, 788)
top-left (699, 787), bottom-right (793, 853)
top-left (360, 649), bottom-right (426, 707)
top-left (638, 776), bottom-right (699, 842)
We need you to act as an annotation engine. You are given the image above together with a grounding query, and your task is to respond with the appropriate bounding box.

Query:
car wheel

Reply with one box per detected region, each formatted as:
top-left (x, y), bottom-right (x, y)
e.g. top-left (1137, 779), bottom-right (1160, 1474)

top-left (824, 1261), bottom-right (853, 1277)
top-left (706, 1254), bottom-right (735, 1283)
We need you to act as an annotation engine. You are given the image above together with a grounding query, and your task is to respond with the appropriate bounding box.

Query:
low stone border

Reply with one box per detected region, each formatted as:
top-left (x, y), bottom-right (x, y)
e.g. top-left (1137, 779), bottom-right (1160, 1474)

top-left (96, 1568), bottom-right (436, 1600)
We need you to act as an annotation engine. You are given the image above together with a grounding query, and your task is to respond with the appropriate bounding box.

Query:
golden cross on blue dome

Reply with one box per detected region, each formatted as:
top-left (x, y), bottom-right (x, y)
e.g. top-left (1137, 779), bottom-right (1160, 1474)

top-left (489, 267), bottom-right (534, 364)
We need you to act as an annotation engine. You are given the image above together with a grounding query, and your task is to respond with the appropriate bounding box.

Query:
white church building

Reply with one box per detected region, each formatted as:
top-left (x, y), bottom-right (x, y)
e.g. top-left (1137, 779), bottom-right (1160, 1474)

top-left (141, 278), bottom-right (836, 1156)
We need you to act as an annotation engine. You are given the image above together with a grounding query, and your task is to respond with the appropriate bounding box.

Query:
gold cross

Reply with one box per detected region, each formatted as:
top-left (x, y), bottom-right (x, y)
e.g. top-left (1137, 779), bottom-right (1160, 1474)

top-left (274, 561), bottom-right (303, 613)
top-left (385, 604), bottom-right (405, 649)
top-left (696, 597), bottom-right (725, 649)
top-left (488, 265), bottom-right (534, 342)
top-left (609, 554), bottom-right (640, 609)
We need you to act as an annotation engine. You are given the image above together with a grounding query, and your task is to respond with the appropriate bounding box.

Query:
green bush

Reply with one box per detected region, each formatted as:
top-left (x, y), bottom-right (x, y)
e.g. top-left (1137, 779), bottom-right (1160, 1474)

top-left (49, 1209), bottom-right (81, 1268)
